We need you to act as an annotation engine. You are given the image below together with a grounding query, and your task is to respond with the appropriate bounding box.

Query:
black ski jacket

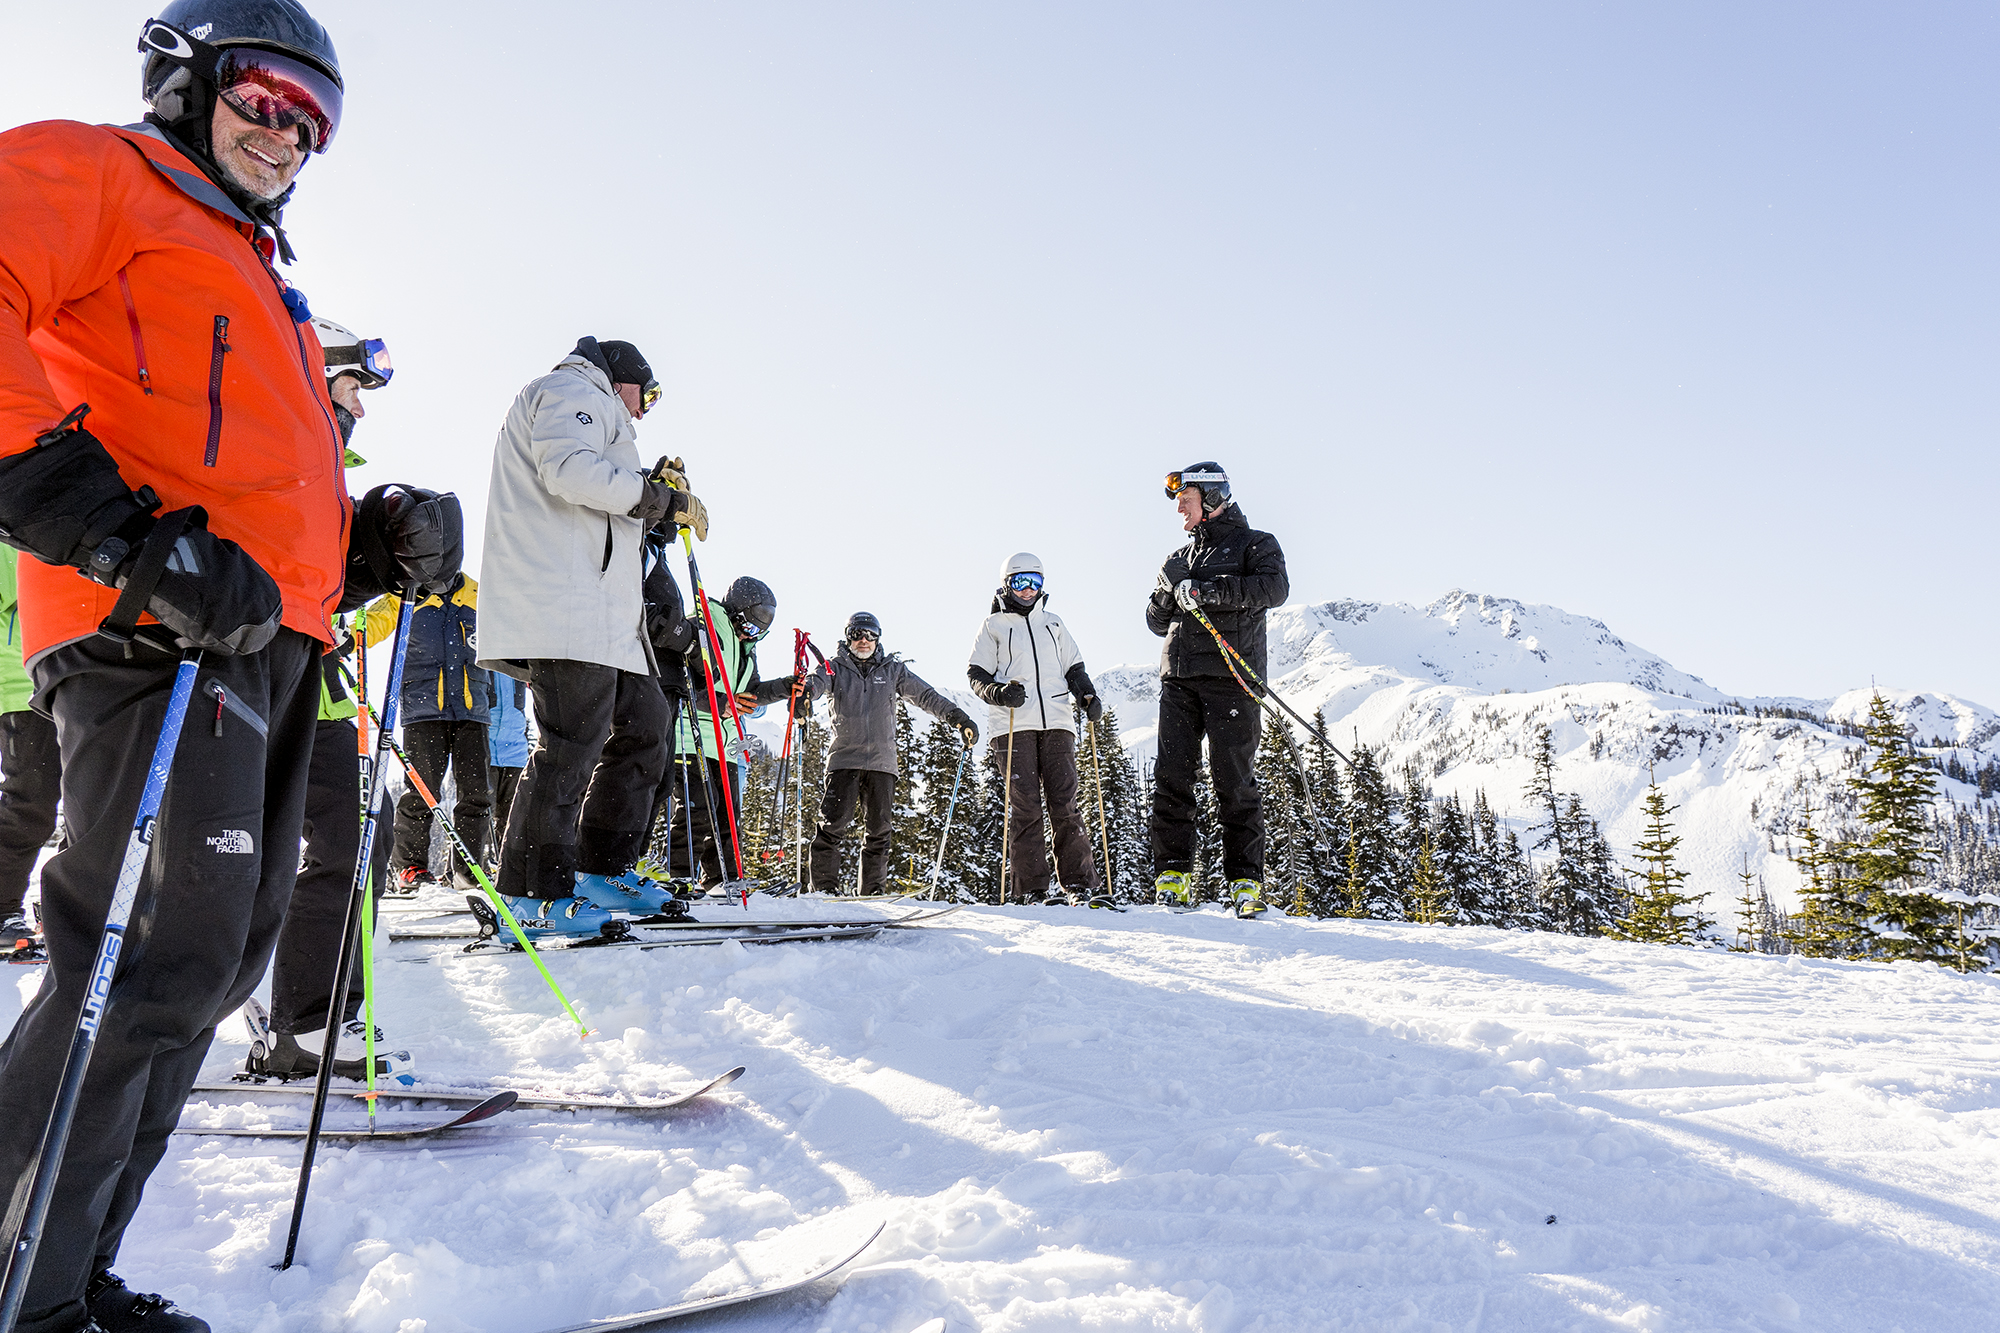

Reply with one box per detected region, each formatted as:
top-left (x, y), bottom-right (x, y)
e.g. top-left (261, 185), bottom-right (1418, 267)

top-left (1145, 504), bottom-right (1288, 680)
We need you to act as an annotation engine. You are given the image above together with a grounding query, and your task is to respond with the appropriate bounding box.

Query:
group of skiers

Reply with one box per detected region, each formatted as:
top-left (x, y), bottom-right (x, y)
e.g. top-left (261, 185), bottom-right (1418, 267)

top-left (0, 3), bottom-right (1290, 1331)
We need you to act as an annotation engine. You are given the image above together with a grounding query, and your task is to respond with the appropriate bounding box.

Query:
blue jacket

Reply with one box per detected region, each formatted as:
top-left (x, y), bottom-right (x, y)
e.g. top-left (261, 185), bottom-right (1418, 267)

top-left (489, 676), bottom-right (531, 767)
top-left (360, 575), bottom-right (493, 725)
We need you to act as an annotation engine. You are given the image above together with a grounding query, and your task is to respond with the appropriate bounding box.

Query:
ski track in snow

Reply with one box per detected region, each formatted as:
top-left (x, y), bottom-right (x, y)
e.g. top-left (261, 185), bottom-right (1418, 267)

top-left (10, 908), bottom-right (2000, 1332)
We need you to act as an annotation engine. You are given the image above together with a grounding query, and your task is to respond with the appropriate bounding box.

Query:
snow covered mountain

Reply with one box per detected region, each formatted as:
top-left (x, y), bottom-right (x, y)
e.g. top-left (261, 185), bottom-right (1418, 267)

top-left (1098, 590), bottom-right (2000, 916)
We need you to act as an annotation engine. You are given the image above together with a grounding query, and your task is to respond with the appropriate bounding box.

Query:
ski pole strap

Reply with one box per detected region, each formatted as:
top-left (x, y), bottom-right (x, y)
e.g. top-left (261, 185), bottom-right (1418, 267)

top-left (96, 505), bottom-right (198, 645)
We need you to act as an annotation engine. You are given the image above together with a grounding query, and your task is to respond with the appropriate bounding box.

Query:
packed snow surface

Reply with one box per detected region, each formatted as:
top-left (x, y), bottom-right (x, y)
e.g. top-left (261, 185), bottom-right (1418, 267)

top-left (11, 903), bottom-right (2000, 1331)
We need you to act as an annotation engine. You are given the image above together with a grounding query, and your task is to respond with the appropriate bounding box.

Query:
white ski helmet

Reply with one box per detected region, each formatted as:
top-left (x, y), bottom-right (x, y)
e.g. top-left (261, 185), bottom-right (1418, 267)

top-left (1000, 552), bottom-right (1045, 600)
top-left (312, 316), bottom-right (392, 389)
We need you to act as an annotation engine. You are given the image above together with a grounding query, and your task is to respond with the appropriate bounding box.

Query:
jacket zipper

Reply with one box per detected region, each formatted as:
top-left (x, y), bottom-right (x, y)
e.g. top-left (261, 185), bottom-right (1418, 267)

top-left (1024, 621), bottom-right (1048, 729)
top-left (204, 315), bottom-right (230, 465)
top-left (116, 269), bottom-right (153, 396)
top-left (258, 249), bottom-right (351, 638)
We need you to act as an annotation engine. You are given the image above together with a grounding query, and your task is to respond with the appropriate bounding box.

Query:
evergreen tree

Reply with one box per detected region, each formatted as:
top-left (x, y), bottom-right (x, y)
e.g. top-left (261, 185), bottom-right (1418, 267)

top-left (1783, 798), bottom-right (1856, 958)
top-left (888, 700), bottom-right (927, 889)
top-left (1841, 693), bottom-right (1950, 962)
top-left (1301, 715), bottom-right (1349, 916)
top-left (1343, 744), bottom-right (1400, 917)
top-left (1731, 856), bottom-right (1760, 954)
top-left (1255, 715), bottom-right (1314, 912)
top-left (1466, 789), bottom-right (1514, 928)
top-left (1431, 793), bottom-right (1477, 925)
top-left (1395, 763), bottom-right (1431, 922)
top-left (1608, 777), bottom-right (1710, 945)
top-left (1410, 827), bottom-right (1448, 924)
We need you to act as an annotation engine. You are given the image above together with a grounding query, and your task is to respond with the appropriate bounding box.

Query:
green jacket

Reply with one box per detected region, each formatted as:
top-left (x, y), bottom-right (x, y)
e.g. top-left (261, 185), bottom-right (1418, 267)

top-left (673, 595), bottom-right (787, 761)
top-left (0, 549), bottom-right (32, 715)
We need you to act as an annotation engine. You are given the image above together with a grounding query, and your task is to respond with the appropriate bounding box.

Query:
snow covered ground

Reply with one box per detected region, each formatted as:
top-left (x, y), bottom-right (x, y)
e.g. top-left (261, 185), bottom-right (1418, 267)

top-left (10, 903), bottom-right (2000, 1331)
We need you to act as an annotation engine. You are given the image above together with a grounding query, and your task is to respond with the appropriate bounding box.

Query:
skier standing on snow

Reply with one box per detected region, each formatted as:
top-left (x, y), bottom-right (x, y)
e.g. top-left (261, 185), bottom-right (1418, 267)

top-left (1147, 464), bottom-right (1288, 917)
top-left (805, 613), bottom-right (977, 896)
top-left (256, 317), bottom-right (398, 1082)
top-left (967, 553), bottom-right (1104, 904)
top-left (477, 337), bottom-right (705, 934)
top-left (668, 576), bottom-right (792, 888)
top-left (0, 5), bottom-right (460, 1329)
top-left (358, 571), bottom-right (494, 893)
top-left (635, 538), bottom-right (695, 874)
top-left (0, 547), bottom-right (58, 962)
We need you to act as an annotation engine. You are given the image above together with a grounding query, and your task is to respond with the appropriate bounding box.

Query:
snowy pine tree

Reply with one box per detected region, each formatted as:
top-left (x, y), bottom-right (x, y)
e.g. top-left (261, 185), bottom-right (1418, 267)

top-left (1841, 693), bottom-right (1950, 963)
top-left (1608, 776), bottom-right (1710, 946)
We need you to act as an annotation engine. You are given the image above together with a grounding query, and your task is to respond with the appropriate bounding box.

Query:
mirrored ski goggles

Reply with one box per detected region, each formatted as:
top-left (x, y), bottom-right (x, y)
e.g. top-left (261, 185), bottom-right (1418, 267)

top-left (323, 337), bottom-right (392, 388)
top-left (1007, 572), bottom-right (1044, 593)
top-left (141, 21), bottom-right (345, 154)
top-left (638, 379), bottom-right (663, 415)
top-left (1164, 469), bottom-right (1226, 500)
top-left (735, 606), bottom-right (775, 640)
top-left (847, 627), bottom-right (881, 643)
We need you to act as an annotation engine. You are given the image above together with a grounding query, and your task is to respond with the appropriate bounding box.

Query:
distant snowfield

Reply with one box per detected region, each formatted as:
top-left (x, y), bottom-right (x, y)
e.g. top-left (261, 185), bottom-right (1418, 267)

top-left (14, 905), bottom-right (2000, 1331)
top-left (1093, 590), bottom-right (2000, 916)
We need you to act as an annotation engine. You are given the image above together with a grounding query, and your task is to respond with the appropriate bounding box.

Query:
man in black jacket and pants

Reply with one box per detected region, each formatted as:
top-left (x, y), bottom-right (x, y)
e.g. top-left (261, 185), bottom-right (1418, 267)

top-left (1146, 463), bottom-right (1288, 917)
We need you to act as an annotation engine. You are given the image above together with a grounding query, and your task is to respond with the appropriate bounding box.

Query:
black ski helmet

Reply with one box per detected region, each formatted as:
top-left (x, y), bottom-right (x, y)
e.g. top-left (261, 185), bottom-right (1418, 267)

top-left (844, 611), bottom-right (882, 642)
top-left (142, 1), bottom-right (343, 124)
top-left (722, 576), bottom-right (776, 641)
top-left (1166, 462), bottom-right (1231, 513)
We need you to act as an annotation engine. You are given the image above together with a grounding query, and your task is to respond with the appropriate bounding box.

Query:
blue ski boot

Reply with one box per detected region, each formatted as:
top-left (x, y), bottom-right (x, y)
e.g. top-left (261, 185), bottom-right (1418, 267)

top-left (574, 868), bottom-right (677, 914)
top-left (497, 894), bottom-right (623, 940)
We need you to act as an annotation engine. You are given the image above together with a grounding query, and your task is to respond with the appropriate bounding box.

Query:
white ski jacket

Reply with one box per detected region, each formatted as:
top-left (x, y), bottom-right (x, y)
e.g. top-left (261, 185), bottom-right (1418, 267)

top-left (476, 355), bottom-right (650, 679)
top-left (967, 598), bottom-right (1086, 736)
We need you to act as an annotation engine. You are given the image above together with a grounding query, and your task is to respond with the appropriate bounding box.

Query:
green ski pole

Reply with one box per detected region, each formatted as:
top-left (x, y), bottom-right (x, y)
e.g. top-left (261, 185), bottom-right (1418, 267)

top-left (340, 667), bottom-right (593, 1039)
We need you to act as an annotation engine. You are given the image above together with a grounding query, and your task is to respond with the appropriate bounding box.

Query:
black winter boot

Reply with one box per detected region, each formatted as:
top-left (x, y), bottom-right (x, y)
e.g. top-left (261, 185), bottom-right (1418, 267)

top-left (87, 1271), bottom-right (210, 1333)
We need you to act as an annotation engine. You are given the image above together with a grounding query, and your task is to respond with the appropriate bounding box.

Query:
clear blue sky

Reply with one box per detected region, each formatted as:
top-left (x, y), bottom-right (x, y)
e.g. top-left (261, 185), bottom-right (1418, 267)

top-left (8, 4), bottom-right (1996, 705)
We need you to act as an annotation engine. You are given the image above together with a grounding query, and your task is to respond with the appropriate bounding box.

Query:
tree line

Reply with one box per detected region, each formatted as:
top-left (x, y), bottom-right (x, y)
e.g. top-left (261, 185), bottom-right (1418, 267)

top-left (712, 688), bottom-right (1998, 972)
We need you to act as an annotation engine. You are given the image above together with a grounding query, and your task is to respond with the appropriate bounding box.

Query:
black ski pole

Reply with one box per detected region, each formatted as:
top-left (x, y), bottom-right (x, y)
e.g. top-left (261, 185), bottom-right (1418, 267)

top-left (0, 649), bottom-right (203, 1332)
top-left (277, 583), bottom-right (417, 1270)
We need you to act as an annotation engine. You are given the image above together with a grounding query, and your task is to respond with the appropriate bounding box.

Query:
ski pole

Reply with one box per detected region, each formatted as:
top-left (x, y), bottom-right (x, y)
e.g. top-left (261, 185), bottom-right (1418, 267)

top-left (675, 527), bottom-right (749, 883)
top-left (1179, 596), bottom-right (1345, 852)
top-left (999, 707), bottom-right (1016, 904)
top-left (0, 650), bottom-right (202, 1331)
top-left (676, 658), bottom-right (734, 902)
top-left (351, 615), bottom-right (378, 1127)
top-left (1179, 594), bottom-right (1355, 770)
top-left (336, 667), bottom-right (592, 1038)
top-left (1086, 716), bottom-right (1112, 900)
top-left (928, 744), bottom-right (971, 901)
top-left (280, 584), bottom-right (418, 1271)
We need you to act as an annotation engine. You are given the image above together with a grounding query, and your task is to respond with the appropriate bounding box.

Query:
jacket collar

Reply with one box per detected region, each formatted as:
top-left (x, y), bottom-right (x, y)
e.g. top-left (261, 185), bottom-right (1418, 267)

top-left (837, 642), bottom-right (887, 671)
top-left (1191, 503), bottom-right (1249, 545)
top-left (117, 121), bottom-right (259, 228)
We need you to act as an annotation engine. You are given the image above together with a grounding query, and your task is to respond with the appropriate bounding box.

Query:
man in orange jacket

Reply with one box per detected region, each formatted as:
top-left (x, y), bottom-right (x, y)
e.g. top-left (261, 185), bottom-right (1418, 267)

top-left (0, 6), bottom-right (457, 1331)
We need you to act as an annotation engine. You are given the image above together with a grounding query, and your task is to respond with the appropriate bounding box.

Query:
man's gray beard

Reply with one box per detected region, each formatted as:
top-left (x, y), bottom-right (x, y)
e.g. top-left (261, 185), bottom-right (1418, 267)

top-left (216, 147), bottom-right (290, 202)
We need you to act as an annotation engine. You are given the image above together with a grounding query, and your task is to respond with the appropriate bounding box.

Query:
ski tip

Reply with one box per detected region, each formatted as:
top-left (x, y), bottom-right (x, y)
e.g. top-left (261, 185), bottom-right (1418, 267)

top-left (713, 1065), bottom-right (747, 1091)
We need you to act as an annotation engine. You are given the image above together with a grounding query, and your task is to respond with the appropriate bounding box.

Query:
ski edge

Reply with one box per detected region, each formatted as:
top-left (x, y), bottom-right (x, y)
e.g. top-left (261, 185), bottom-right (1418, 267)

top-left (540, 1219), bottom-right (886, 1333)
top-left (186, 1066), bottom-right (747, 1114)
top-left (172, 1089), bottom-right (520, 1141)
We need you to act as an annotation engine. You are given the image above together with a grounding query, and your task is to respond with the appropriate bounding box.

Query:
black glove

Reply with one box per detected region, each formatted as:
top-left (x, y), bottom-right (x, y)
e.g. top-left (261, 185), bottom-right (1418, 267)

top-left (1066, 665), bottom-right (1103, 723)
top-left (998, 680), bottom-right (1027, 709)
top-left (947, 708), bottom-right (978, 748)
top-left (356, 485), bottom-right (463, 596)
top-left (0, 409), bottom-right (159, 571)
top-left (124, 507), bottom-right (283, 655)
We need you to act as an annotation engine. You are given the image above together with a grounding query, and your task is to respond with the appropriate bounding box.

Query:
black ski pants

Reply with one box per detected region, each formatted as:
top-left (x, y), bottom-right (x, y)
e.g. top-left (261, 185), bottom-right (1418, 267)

top-left (0, 706), bottom-right (61, 916)
top-left (266, 716), bottom-right (391, 1036)
top-left (1150, 675), bottom-right (1264, 883)
top-left (491, 766), bottom-right (521, 865)
top-left (391, 718), bottom-right (490, 889)
top-left (996, 727), bottom-right (1097, 899)
top-left (498, 660), bottom-right (669, 900)
top-left (0, 629), bottom-right (317, 1332)
top-left (663, 754), bottom-right (742, 887)
top-left (809, 767), bottom-right (895, 895)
